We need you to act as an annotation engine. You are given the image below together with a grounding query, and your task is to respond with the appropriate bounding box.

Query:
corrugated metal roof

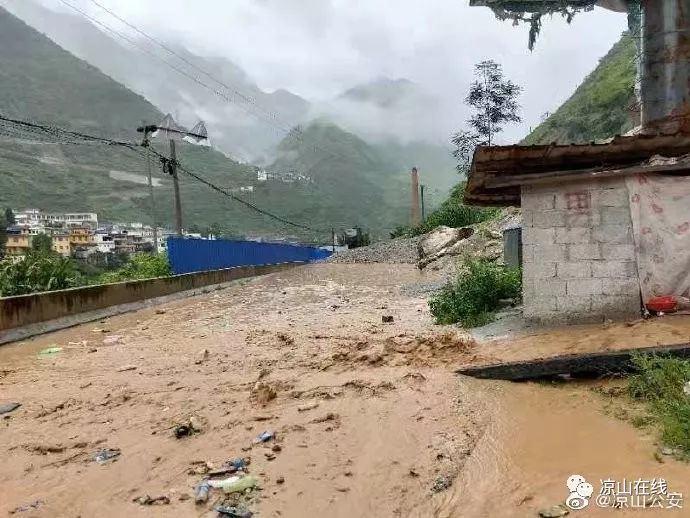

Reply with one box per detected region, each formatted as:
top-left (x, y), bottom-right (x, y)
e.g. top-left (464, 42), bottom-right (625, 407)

top-left (465, 132), bottom-right (690, 206)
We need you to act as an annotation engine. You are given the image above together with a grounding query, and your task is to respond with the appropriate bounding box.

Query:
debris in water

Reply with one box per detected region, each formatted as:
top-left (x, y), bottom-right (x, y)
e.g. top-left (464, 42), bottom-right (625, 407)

top-left (116, 365), bottom-right (137, 372)
top-left (382, 315), bottom-right (394, 323)
top-left (195, 349), bottom-right (210, 365)
top-left (255, 431), bottom-right (274, 443)
top-left (194, 481), bottom-right (211, 504)
top-left (155, 308), bottom-right (167, 314)
top-left (174, 424), bottom-right (192, 439)
top-left (189, 416), bottom-right (203, 433)
top-left (37, 347), bottom-right (62, 358)
top-left (297, 402), bottom-right (319, 412)
top-left (538, 504), bottom-right (570, 517)
top-left (132, 494), bottom-right (170, 505)
top-left (94, 448), bottom-right (121, 465)
top-left (311, 412), bottom-right (338, 423)
top-left (252, 381), bottom-right (277, 405)
top-left (431, 476), bottom-right (452, 493)
top-left (215, 505), bottom-right (253, 517)
top-left (102, 335), bottom-right (122, 345)
top-left (208, 475), bottom-right (259, 494)
top-left (276, 476), bottom-right (285, 484)
top-left (0, 402), bottom-right (21, 415)
top-left (228, 457), bottom-right (249, 470)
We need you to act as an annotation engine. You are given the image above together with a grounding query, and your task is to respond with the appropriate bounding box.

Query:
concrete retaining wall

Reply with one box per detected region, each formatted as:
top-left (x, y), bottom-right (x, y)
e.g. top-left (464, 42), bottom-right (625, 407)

top-left (521, 177), bottom-right (641, 324)
top-left (0, 263), bottom-right (300, 345)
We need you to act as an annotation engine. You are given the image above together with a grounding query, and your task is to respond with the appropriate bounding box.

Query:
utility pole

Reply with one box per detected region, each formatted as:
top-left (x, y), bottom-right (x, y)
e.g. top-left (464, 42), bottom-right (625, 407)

top-left (420, 184), bottom-right (426, 221)
top-left (331, 227), bottom-right (336, 253)
top-left (139, 123), bottom-right (159, 253)
top-left (410, 167), bottom-right (421, 226)
top-left (169, 139), bottom-right (183, 236)
top-left (138, 121), bottom-right (208, 240)
top-left (146, 148), bottom-right (159, 252)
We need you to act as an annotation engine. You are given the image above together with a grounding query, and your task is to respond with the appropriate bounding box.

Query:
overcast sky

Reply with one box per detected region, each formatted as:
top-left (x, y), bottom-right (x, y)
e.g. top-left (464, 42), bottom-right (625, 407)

top-left (44, 0), bottom-right (628, 143)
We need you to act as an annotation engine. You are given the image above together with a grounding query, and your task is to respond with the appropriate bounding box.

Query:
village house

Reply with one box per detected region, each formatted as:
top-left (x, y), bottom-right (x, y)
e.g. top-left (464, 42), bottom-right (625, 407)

top-left (464, 137), bottom-right (690, 323)
top-left (465, 0), bottom-right (690, 325)
top-left (51, 233), bottom-right (71, 257)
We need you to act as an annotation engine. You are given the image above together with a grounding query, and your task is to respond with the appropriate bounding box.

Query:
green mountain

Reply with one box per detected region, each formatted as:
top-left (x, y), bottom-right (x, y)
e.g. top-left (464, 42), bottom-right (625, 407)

top-left (523, 33), bottom-right (637, 145)
top-left (0, 0), bottom-right (309, 162)
top-left (268, 121), bottom-right (409, 238)
top-left (0, 7), bottom-right (416, 242)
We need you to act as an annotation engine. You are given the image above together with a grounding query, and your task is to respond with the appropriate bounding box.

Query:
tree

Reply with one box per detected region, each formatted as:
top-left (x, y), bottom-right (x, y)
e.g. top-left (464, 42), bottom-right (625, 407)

top-left (99, 253), bottom-right (171, 284)
top-left (31, 233), bottom-right (53, 254)
top-left (206, 222), bottom-right (223, 239)
top-left (0, 253), bottom-right (80, 296)
top-left (0, 213), bottom-right (6, 259)
top-left (4, 208), bottom-right (15, 225)
top-left (452, 60), bottom-right (522, 171)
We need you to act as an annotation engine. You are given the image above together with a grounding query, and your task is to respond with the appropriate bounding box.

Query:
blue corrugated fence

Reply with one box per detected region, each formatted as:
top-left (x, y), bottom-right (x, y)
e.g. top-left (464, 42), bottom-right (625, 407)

top-left (167, 238), bottom-right (332, 275)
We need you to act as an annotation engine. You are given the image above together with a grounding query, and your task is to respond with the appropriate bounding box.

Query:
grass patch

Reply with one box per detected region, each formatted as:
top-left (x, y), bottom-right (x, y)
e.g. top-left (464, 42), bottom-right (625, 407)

top-left (629, 355), bottom-right (690, 458)
top-left (429, 257), bottom-right (521, 327)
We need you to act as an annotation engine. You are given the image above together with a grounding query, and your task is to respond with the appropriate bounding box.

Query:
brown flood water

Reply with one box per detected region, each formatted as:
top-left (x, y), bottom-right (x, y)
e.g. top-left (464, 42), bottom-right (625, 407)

top-left (446, 381), bottom-right (690, 517)
top-left (1, 263), bottom-right (689, 517)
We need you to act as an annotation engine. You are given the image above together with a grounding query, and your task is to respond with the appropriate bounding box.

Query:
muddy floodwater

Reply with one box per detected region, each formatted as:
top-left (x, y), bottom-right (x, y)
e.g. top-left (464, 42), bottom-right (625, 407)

top-left (1, 264), bottom-right (689, 517)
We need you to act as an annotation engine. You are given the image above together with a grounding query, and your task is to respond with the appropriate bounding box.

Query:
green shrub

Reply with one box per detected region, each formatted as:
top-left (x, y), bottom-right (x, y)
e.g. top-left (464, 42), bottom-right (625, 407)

top-left (99, 253), bottom-right (171, 284)
top-left (0, 251), bottom-right (81, 296)
top-left (629, 355), bottom-right (690, 457)
top-left (429, 257), bottom-right (522, 327)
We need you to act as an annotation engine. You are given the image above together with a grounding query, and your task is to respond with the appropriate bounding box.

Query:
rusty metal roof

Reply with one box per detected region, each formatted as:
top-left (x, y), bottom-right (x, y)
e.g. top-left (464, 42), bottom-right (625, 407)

top-left (468, 0), bottom-right (626, 13)
top-left (464, 132), bottom-right (690, 206)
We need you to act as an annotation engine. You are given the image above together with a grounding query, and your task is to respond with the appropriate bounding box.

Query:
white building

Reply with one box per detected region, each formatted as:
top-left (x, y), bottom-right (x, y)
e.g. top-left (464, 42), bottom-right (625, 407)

top-left (13, 209), bottom-right (98, 229)
top-left (93, 233), bottom-right (115, 254)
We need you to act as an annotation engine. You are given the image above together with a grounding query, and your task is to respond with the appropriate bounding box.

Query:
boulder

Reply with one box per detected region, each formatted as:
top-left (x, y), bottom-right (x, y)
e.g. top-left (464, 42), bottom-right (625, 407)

top-left (417, 226), bottom-right (473, 259)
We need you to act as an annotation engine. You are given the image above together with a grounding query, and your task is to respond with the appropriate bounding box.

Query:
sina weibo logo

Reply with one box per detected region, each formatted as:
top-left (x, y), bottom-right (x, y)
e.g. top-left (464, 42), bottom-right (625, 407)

top-left (566, 475), bottom-right (594, 510)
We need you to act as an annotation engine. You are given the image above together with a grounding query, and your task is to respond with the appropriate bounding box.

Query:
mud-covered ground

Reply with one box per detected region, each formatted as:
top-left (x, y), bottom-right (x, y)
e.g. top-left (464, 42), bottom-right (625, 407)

top-left (2, 263), bottom-right (690, 517)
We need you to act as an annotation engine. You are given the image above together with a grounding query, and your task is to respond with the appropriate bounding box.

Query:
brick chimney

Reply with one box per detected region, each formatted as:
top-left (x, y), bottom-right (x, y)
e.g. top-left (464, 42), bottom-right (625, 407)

top-left (410, 167), bottom-right (421, 226)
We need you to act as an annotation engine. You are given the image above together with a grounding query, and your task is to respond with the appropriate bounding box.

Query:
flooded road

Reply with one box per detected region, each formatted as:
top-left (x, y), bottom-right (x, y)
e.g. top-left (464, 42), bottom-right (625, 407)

top-left (0, 263), bottom-right (688, 517)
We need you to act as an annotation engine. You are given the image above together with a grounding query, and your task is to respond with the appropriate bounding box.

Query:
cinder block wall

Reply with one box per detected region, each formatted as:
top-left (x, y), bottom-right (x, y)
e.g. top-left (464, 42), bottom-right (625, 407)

top-left (521, 177), bottom-right (641, 323)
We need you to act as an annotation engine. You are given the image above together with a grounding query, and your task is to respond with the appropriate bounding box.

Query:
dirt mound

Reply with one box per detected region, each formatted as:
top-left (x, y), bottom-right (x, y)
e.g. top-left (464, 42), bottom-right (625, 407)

top-left (326, 235), bottom-right (422, 264)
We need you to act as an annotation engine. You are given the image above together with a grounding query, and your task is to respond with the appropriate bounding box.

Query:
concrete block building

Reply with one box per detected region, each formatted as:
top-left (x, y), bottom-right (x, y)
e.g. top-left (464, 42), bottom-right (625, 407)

top-left (520, 177), bottom-right (639, 322)
top-left (465, 136), bottom-right (690, 324)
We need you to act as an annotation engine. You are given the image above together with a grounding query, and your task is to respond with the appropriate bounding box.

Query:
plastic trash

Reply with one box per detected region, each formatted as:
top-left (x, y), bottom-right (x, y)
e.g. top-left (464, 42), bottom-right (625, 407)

top-left (208, 475), bottom-right (259, 494)
top-left (194, 481), bottom-right (211, 504)
top-left (37, 347), bottom-right (63, 358)
top-left (94, 448), bottom-right (121, 464)
top-left (646, 296), bottom-right (678, 313)
top-left (207, 476), bottom-right (240, 489)
top-left (255, 431), bottom-right (273, 443)
top-left (229, 457), bottom-right (248, 470)
top-left (0, 402), bottom-right (21, 415)
top-left (174, 424), bottom-right (192, 438)
top-left (216, 505), bottom-right (253, 518)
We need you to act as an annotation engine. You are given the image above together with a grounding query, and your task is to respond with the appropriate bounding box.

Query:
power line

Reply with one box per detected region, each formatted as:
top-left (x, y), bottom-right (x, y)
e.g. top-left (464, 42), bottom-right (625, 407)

top-left (83, 0), bottom-right (300, 137)
top-left (55, 0), bottom-right (365, 174)
top-left (54, 0), bottom-right (288, 136)
top-left (0, 113), bottom-right (330, 234)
